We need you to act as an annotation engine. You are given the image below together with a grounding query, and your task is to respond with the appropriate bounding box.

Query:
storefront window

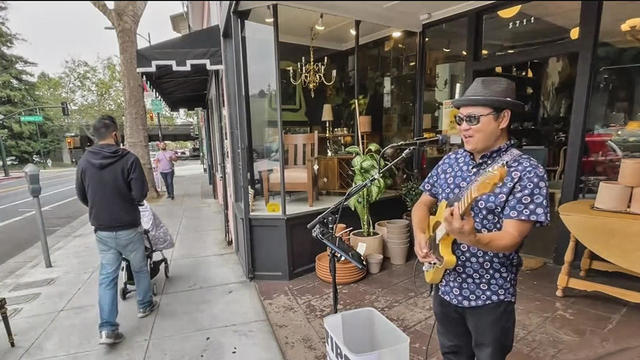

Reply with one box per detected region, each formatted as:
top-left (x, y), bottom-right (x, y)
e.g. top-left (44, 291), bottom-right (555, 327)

top-left (276, 6), bottom-right (355, 214)
top-left (423, 17), bottom-right (467, 135)
top-left (357, 25), bottom-right (417, 150)
top-left (421, 17), bottom-right (467, 179)
top-left (581, 1), bottom-right (640, 196)
top-left (242, 7), bottom-right (281, 214)
top-left (482, 2), bottom-right (581, 58)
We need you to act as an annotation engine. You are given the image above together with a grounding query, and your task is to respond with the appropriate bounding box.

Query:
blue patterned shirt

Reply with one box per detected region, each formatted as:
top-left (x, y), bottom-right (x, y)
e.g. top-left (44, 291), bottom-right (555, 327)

top-left (420, 141), bottom-right (550, 307)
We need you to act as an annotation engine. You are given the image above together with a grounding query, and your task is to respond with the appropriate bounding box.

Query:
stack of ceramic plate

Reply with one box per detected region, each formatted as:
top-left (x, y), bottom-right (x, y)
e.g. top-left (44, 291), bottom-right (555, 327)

top-left (384, 219), bottom-right (410, 264)
top-left (315, 252), bottom-right (366, 285)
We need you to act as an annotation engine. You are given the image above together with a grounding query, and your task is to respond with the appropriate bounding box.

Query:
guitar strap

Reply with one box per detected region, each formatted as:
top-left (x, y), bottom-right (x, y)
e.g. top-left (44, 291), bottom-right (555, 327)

top-left (447, 147), bottom-right (522, 207)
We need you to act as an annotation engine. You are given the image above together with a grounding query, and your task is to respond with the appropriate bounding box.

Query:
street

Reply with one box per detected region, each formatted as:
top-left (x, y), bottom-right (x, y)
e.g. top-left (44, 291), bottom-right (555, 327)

top-left (0, 168), bottom-right (85, 265)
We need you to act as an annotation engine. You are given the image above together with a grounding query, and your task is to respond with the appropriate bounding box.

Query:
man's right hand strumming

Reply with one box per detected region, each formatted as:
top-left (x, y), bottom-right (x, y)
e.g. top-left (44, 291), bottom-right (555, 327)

top-left (414, 233), bottom-right (437, 263)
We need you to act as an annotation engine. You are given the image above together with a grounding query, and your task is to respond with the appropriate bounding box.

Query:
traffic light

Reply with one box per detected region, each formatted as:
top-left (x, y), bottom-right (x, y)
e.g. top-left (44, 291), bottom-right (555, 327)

top-left (66, 137), bottom-right (73, 149)
top-left (148, 112), bottom-right (154, 122)
top-left (61, 102), bottom-right (70, 116)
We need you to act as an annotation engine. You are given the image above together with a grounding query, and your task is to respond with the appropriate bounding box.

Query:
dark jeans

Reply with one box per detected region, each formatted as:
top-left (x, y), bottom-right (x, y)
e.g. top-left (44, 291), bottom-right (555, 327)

top-left (160, 170), bottom-right (175, 197)
top-left (433, 293), bottom-right (515, 360)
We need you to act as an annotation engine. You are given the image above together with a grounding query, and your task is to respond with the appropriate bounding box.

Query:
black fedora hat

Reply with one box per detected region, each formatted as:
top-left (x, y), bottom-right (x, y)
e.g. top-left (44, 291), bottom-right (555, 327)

top-left (452, 77), bottom-right (524, 113)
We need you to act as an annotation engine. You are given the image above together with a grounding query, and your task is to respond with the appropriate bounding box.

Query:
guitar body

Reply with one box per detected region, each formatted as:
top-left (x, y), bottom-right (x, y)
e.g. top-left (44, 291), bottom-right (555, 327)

top-left (421, 164), bottom-right (507, 285)
top-left (424, 200), bottom-right (456, 284)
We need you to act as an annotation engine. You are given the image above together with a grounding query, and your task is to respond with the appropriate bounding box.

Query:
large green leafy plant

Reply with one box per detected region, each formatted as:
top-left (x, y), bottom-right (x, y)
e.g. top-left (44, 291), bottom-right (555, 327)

top-left (401, 179), bottom-right (422, 211)
top-left (346, 143), bottom-right (393, 236)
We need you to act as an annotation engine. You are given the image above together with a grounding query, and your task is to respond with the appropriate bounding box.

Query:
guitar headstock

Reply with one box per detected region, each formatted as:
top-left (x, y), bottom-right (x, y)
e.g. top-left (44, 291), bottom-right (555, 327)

top-left (472, 165), bottom-right (507, 197)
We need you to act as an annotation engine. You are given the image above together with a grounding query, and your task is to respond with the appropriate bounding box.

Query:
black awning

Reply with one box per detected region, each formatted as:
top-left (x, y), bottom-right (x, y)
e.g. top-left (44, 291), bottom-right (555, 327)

top-left (137, 25), bottom-right (222, 111)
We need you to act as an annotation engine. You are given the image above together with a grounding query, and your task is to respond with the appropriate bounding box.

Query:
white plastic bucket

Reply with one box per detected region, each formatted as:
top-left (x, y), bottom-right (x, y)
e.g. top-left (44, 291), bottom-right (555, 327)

top-left (324, 307), bottom-right (409, 360)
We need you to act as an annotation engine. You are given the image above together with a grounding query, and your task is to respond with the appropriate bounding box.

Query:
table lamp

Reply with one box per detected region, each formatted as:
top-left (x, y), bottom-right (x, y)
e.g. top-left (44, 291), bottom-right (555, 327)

top-left (322, 104), bottom-right (334, 135)
top-left (322, 104), bottom-right (334, 155)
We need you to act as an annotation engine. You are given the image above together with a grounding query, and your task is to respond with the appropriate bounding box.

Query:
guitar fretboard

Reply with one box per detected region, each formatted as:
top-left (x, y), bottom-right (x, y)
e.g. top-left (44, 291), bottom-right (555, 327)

top-left (456, 187), bottom-right (475, 215)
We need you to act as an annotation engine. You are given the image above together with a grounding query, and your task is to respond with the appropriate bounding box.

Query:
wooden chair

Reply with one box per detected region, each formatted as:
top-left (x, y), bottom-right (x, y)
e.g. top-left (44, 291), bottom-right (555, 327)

top-left (261, 131), bottom-right (319, 207)
top-left (548, 146), bottom-right (567, 212)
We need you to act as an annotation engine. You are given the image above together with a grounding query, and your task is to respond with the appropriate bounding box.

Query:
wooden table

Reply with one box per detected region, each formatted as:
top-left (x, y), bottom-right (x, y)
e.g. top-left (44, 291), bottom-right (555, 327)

top-left (557, 199), bottom-right (640, 303)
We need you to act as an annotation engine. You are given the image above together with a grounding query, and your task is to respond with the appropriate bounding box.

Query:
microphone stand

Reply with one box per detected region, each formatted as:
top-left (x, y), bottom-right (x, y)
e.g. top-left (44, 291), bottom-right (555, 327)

top-left (307, 146), bottom-right (417, 314)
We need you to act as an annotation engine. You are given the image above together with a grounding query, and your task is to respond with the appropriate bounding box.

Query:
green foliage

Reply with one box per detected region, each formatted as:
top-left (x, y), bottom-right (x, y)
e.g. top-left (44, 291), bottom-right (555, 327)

top-left (349, 95), bottom-right (369, 116)
top-left (0, 1), bottom-right (39, 162)
top-left (401, 179), bottom-right (422, 211)
top-left (346, 143), bottom-right (391, 236)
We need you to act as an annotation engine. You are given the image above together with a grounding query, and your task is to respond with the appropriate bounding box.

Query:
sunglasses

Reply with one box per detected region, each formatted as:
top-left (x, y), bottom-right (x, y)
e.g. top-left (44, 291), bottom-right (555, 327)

top-left (454, 111), bottom-right (499, 126)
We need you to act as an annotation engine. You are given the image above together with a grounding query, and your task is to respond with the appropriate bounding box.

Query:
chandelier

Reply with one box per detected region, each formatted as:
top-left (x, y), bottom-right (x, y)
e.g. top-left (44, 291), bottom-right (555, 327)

top-left (288, 27), bottom-right (336, 98)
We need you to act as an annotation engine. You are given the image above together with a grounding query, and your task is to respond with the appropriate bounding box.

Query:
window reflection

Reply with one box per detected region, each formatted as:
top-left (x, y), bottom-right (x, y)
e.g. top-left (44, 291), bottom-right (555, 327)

top-left (243, 9), bottom-right (281, 214)
top-left (582, 1), bottom-right (640, 196)
top-left (483, 2), bottom-right (581, 58)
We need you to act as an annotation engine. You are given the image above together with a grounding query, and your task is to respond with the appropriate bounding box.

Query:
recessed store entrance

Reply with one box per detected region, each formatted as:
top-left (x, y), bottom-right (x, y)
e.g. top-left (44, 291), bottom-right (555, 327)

top-left (474, 53), bottom-right (579, 258)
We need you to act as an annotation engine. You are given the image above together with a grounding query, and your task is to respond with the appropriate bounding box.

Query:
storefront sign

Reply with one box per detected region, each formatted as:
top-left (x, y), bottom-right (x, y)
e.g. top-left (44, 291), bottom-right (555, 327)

top-left (440, 99), bottom-right (459, 135)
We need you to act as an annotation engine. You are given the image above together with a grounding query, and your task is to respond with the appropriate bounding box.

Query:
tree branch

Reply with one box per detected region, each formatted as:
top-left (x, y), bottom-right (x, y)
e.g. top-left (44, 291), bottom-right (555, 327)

top-left (90, 1), bottom-right (114, 24)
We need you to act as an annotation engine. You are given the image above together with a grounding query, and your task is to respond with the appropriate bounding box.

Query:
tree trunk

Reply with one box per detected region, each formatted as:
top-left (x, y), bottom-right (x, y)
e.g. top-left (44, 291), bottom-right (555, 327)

top-left (116, 26), bottom-right (158, 198)
top-left (91, 1), bottom-right (159, 198)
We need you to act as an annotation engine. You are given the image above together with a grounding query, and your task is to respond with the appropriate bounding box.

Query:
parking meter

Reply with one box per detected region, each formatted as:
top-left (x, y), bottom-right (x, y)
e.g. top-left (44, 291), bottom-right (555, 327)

top-left (23, 164), bottom-right (42, 197)
top-left (23, 163), bottom-right (51, 267)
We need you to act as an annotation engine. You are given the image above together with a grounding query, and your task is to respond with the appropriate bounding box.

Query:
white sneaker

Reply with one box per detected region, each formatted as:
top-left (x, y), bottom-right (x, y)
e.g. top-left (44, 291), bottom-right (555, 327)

top-left (99, 330), bottom-right (125, 345)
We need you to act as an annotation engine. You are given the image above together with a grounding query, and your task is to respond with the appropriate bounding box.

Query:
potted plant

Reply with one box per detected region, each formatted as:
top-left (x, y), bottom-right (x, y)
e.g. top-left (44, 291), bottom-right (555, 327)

top-left (349, 95), bottom-right (371, 137)
top-left (345, 143), bottom-right (392, 256)
top-left (401, 179), bottom-right (422, 221)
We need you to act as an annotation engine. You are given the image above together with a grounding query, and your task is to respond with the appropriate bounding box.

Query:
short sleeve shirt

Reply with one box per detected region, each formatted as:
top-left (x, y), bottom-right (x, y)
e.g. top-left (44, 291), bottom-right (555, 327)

top-left (420, 141), bottom-right (550, 307)
top-left (155, 151), bottom-right (176, 173)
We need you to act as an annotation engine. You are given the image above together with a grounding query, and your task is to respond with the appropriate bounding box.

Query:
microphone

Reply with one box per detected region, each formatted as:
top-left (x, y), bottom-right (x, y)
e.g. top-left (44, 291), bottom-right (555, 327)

top-left (394, 134), bottom-right (449, 147)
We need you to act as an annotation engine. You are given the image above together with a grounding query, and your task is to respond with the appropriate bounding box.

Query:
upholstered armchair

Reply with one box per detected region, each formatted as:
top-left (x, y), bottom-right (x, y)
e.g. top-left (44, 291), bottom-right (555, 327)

top-left (261, 131), bottom-right (319, 207)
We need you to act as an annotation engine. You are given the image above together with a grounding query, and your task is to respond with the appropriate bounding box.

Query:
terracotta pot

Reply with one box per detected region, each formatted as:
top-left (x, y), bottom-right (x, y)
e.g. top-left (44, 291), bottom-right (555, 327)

top-left (630, 187), bottom-right (640, 214)
top-left (315, 253), bottom-right (366, 285)
top-left (350, 230), bottom-right (383, 257)
top-left (386, 236), bottom-right (410, 243)
top-left (385, 219), bottom-right (410, 230)
top-left (595, 181), bottom-right (632, 211)
top-left (359, 115), bottom-right (372, 133)
top-left (386, 229), bottom-right (410, 236)
top-left (366, 254), bottom-right (384, 274)
top-left (618, 159), bottom-right (640, 187)
top-left (387, 243), bottom-right (410, 265)
top-left (374, 221), bottom-right (387, 239)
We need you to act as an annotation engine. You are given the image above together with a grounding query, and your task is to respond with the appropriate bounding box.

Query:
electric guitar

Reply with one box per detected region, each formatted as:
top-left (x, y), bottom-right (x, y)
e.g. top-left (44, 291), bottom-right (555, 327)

top-left (423, 165), bottom-right (508, 284)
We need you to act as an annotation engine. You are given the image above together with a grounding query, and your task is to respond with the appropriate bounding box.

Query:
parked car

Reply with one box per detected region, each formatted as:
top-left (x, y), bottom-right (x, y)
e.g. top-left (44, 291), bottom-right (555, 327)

top-left (176, 149), bottom-right (190, 160)
top-left (2, 156), bottom-right (18, 166)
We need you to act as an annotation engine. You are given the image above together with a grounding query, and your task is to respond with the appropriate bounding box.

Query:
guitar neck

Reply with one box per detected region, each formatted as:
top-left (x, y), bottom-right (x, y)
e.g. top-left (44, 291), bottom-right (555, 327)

top-left (456, 187), bottom-right (476, 215)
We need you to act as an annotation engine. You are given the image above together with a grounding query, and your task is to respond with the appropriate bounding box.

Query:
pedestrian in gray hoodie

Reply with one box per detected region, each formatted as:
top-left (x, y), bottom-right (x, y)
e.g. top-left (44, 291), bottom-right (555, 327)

top-left (76, 115), bottom-right (158, 345)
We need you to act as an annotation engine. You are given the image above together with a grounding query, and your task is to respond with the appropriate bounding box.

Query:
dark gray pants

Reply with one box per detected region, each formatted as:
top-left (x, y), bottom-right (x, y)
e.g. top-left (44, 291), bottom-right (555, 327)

top-left (160, 170), bottom-right (175, 198)
top-left (433, 293), bottom-right (515, 360)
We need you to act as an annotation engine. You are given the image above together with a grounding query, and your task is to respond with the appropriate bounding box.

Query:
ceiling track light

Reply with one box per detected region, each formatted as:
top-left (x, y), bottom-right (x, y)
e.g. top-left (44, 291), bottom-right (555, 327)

top-left (315, 13), bottom-right (325, 31)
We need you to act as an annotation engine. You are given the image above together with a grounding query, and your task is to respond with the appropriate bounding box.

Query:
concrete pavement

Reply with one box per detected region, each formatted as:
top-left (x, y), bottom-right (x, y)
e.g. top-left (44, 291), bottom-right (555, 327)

top-left (0, 164), bottom-right (283, 360)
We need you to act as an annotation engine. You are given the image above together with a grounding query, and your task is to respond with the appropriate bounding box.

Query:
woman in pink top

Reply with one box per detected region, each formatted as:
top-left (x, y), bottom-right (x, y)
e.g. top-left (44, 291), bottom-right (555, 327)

top-left (154, 142), bottom-right (178, 199)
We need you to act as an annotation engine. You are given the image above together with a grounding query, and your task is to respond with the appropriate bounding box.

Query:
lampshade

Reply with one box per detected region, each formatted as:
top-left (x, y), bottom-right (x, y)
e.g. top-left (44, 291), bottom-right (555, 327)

top-left (322, 104), bottom-right (334, 121)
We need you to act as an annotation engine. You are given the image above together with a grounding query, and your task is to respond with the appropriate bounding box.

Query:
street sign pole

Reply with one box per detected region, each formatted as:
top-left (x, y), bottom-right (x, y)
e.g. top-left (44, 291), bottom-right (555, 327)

top-left (157, 112), bottom-right (163, 142)
top-left (35, 109), bottom-right (44, 165)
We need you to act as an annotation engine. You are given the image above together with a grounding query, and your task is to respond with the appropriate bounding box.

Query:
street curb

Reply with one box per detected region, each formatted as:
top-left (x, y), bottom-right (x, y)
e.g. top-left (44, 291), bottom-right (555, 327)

top-left (0, 214), bottom-right (91, 284)
top-left (0, 174), bottom-right (22, 183)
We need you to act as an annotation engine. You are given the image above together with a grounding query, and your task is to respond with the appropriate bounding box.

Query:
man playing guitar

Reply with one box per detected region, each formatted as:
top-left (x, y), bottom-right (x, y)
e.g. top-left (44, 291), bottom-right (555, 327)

top-left (412, 77), bottom-right (550, 359)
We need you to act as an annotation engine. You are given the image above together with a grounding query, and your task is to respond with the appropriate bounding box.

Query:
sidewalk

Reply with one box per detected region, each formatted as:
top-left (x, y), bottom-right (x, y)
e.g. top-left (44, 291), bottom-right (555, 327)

top-left (0, 164), bottom-right (283, 360)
